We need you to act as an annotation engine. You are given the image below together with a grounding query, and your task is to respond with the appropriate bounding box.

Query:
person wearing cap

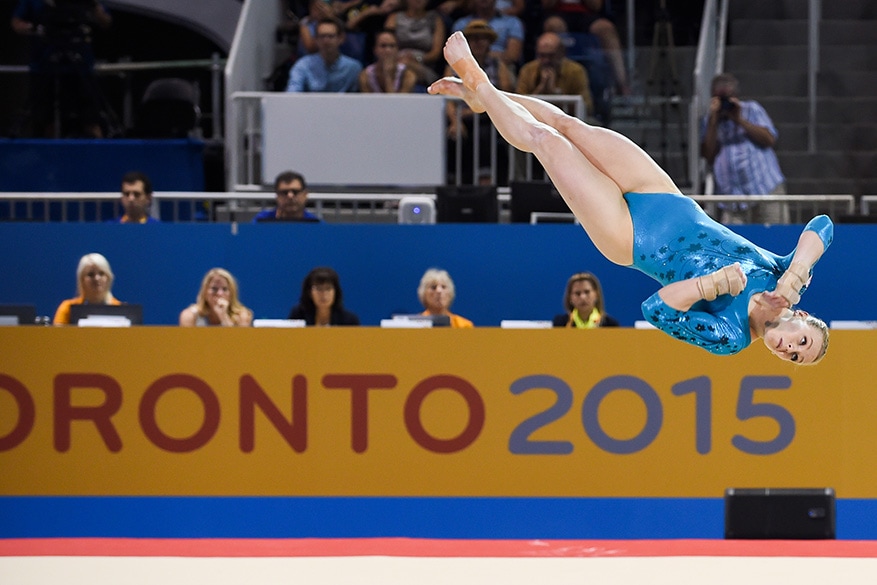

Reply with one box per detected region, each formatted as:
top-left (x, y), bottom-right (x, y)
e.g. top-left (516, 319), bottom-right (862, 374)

top-left (451, 0), bottom-right (524, 67)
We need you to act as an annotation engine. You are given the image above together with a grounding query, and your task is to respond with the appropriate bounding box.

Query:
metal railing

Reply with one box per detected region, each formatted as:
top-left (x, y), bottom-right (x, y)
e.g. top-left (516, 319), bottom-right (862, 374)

top-left (690, 194), bottom-right (854, 224)
top-left (688, 0), bottom-right (728, 193)
top-left (0, 191), bottom-right (855, 225)
top-left (0, 56), bottom-right (225, 138)
top-left (228, 92), bottom-right (586, 192)
top-left (858, 196), bottom-right (877, 216)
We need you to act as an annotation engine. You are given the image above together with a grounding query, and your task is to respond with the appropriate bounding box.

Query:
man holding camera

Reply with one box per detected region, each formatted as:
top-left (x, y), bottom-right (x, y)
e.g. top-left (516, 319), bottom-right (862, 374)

top-left (700, 73), bottom-right (788, 225)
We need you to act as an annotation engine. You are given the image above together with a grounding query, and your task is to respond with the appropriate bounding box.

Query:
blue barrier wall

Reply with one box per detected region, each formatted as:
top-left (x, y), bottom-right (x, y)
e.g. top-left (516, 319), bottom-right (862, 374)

top-left (0, 222), bottom-right (869, 326)
top-left (0, 139), bottom-right (205, 192)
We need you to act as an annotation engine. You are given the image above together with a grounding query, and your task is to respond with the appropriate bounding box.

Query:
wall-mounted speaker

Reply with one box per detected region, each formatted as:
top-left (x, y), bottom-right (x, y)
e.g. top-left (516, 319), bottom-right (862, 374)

top-left (724, 488), bottom-right (836, 539)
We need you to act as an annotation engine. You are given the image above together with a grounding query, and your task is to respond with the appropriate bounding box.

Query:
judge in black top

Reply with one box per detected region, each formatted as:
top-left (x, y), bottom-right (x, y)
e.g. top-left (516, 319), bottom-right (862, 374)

top-left (552, 272), bottom-right (620, 328)
top-left (288, 266), bottom-right (360, 326)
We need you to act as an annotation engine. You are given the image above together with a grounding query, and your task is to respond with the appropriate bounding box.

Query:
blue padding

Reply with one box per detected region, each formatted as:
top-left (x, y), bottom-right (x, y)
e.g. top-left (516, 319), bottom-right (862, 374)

top-left (0, 138), bottom-right (205, 193)
top-left (3, 496), bottom-right (871, 539)
top-left (0, 496), bottom-right (723, 539)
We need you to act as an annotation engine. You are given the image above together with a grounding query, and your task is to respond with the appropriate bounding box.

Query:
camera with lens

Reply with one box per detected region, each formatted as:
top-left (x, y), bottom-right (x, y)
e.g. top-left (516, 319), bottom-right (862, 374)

top-left (719, 96), bottom-right (734, 113)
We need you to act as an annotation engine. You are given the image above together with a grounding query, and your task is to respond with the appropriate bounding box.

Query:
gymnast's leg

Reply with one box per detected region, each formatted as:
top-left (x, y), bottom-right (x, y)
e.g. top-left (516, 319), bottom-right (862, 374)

top-left (429, 33), bottom-right (677, 265)
top-left (431, 77), bottom-right (679, 199)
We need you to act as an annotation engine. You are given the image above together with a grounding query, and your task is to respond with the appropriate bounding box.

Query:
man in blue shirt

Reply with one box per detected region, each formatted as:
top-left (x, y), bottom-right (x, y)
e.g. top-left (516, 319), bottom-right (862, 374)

top-left (701, 73), bottom-right (788, 225)
top-left (286, 18), bottom-right (362, 93)
top-left (253, 170), bottom-right (321, 222)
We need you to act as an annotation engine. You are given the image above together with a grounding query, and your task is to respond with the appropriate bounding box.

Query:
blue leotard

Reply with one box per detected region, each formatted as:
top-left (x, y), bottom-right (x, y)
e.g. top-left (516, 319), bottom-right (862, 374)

top-left (624, 193), bottom-right (833, 355)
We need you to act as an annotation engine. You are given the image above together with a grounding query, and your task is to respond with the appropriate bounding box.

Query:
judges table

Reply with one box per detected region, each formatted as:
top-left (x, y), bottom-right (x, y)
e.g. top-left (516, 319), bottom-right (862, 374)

top-left (2, 326), bottom-right (876, 540)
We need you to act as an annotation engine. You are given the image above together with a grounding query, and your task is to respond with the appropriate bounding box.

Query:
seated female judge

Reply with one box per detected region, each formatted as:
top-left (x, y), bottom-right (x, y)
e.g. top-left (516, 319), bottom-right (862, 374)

top-left (552, 272), bottom-right (619, 328)
top-left (288, 266), bottom-right (360, 326)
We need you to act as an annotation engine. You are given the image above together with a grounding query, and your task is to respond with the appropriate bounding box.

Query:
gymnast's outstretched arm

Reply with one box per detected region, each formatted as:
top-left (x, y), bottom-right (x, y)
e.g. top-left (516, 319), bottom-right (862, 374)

top-left (656, 263), bottom-right (747, 311)
top-left (774, 230), bottom-right (826, 306)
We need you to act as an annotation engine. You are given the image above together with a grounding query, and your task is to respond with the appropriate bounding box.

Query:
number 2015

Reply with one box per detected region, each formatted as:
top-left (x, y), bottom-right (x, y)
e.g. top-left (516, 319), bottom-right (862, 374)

top-left (508, 375), bottom-right (794, 456)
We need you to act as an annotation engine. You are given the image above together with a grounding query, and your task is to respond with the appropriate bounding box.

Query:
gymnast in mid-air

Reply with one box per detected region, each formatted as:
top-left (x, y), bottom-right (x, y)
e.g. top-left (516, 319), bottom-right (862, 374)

top-left (429, 31), bottom-right (833, 363)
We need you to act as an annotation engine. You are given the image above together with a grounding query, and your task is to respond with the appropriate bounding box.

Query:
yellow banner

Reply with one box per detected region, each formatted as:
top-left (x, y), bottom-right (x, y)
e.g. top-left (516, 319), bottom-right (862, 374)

top-left (0, 328), bottom-right (873, 497)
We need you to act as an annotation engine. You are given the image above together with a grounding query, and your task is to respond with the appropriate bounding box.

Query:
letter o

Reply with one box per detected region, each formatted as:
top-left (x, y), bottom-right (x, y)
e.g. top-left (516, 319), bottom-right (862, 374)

top-left (0, 374), bottom-right (35, 451)
top-left (404, 375), bottom-right (484, 453)
top-left (581, 375), bottom-right (662, 454)
top-left (139, 374), bottom-right (220, 452)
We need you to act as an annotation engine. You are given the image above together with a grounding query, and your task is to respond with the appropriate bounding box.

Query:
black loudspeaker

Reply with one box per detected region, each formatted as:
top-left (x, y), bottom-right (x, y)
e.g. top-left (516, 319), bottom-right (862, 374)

top-left (724, 488), bottom-right (836, 539)
top-left (435, 185), bottom-right (498, 223)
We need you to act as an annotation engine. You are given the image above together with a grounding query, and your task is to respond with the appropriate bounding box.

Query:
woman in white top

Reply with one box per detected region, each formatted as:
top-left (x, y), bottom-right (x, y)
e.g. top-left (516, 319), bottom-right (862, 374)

top-left (179, 268), bottom-right (253, 327)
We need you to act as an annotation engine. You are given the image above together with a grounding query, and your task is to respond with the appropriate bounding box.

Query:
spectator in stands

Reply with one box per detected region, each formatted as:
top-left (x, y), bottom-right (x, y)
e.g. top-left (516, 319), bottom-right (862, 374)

top-left (53, 253), bottom-right (121, 324)
top-left (298, 0), bottom-right (340, 54)
top-left (11, 0), bottom-right (112, 138)
top-left (552, 272), bottom-right (619, 328)
top-left (517, 31), bottom-right (593, 117)
top-left (111, 171), bottom-right (158, 224)
top-left (496, 0), bottom-right (525, 17)
top-left (287, 18), bottom-right (362, 92)
top-left (541, 14), bottom-right (568, 33)
top-left (417, 268), bottom-right (474, 327)
top-left (432, 0), bottom-right (467, 29)
top-left (344, 0), bottom-right (400, 64)
top-left (359, 30), bottom-right (417, 92)
top-left (253, 170), bottom-right (321, 222)
top-left (539, 0), bottom-right (629, 95)
top-left (701, 73), bottom-right (789, 225)
top-left (288, 266), bottom-right (361, 325)
top-left (385, 0), bottom-right (446, 89)
top-left (451, 0), bottom-right (524, 68)
top-left (179, 268), bottom-right (253, 327)
top-left (443, 20), bottom-right (514, 184)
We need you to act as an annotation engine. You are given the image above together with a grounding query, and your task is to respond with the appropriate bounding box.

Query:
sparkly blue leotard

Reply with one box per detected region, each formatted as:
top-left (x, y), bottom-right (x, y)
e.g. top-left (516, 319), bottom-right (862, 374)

top-left (624, 193), bottom-right (834, 355)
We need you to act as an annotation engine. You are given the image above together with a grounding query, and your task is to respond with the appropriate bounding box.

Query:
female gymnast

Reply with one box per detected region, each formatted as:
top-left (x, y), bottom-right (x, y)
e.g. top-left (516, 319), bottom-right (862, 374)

top-left (429, 31), bottom-right (834, 364)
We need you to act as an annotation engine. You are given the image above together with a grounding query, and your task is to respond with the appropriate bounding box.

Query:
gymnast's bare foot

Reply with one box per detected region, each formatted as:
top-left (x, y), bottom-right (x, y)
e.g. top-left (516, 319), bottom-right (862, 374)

top-left (442, 31), bottom-right (488, 92)
top-left (427, 76), bottom-right (485, 113)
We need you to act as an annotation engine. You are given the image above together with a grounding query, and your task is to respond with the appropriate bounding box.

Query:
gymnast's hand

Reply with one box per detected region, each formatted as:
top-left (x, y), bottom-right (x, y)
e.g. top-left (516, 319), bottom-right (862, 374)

top-left (758, 290), bottom-right (792, 311)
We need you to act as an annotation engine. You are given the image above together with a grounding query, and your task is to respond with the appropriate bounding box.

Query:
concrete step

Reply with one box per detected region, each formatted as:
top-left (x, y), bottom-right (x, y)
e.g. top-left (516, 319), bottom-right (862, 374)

top-left (725, 45), bottom-right (877, 71)
top-left (730, 70), bottom-right (877, 99)
top-left (774, 124), bottom-right (877, 151)
top-left (730, 20), bottom-right (877, 46)
top-left (618, 123), bottom-right (690, 153)
top-left (759, 97), bottom-right (877, 124)
top-left (730, 0), bottom-right (877, 20)
top-left (778, 151), bottom-right (877, 180)
top-left (786, 178), bottom-right (877, 196)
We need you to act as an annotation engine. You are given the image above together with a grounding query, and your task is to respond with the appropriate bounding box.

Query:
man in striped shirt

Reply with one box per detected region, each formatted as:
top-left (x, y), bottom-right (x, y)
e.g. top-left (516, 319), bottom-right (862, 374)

top-left (701, 73), bottom-right (788, 225)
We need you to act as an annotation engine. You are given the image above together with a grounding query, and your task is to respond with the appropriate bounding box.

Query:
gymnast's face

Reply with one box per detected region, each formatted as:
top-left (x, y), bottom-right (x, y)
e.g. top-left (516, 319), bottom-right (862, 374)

top-left (762, 313), bottom-right (823, 365)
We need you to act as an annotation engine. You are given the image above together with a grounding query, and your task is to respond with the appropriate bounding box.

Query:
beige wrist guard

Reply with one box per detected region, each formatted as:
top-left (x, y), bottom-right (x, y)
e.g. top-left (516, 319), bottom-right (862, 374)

top-left (697, 265), bottom-right (745, 301)
top-left (775, 261), bottom-right (810, 306)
